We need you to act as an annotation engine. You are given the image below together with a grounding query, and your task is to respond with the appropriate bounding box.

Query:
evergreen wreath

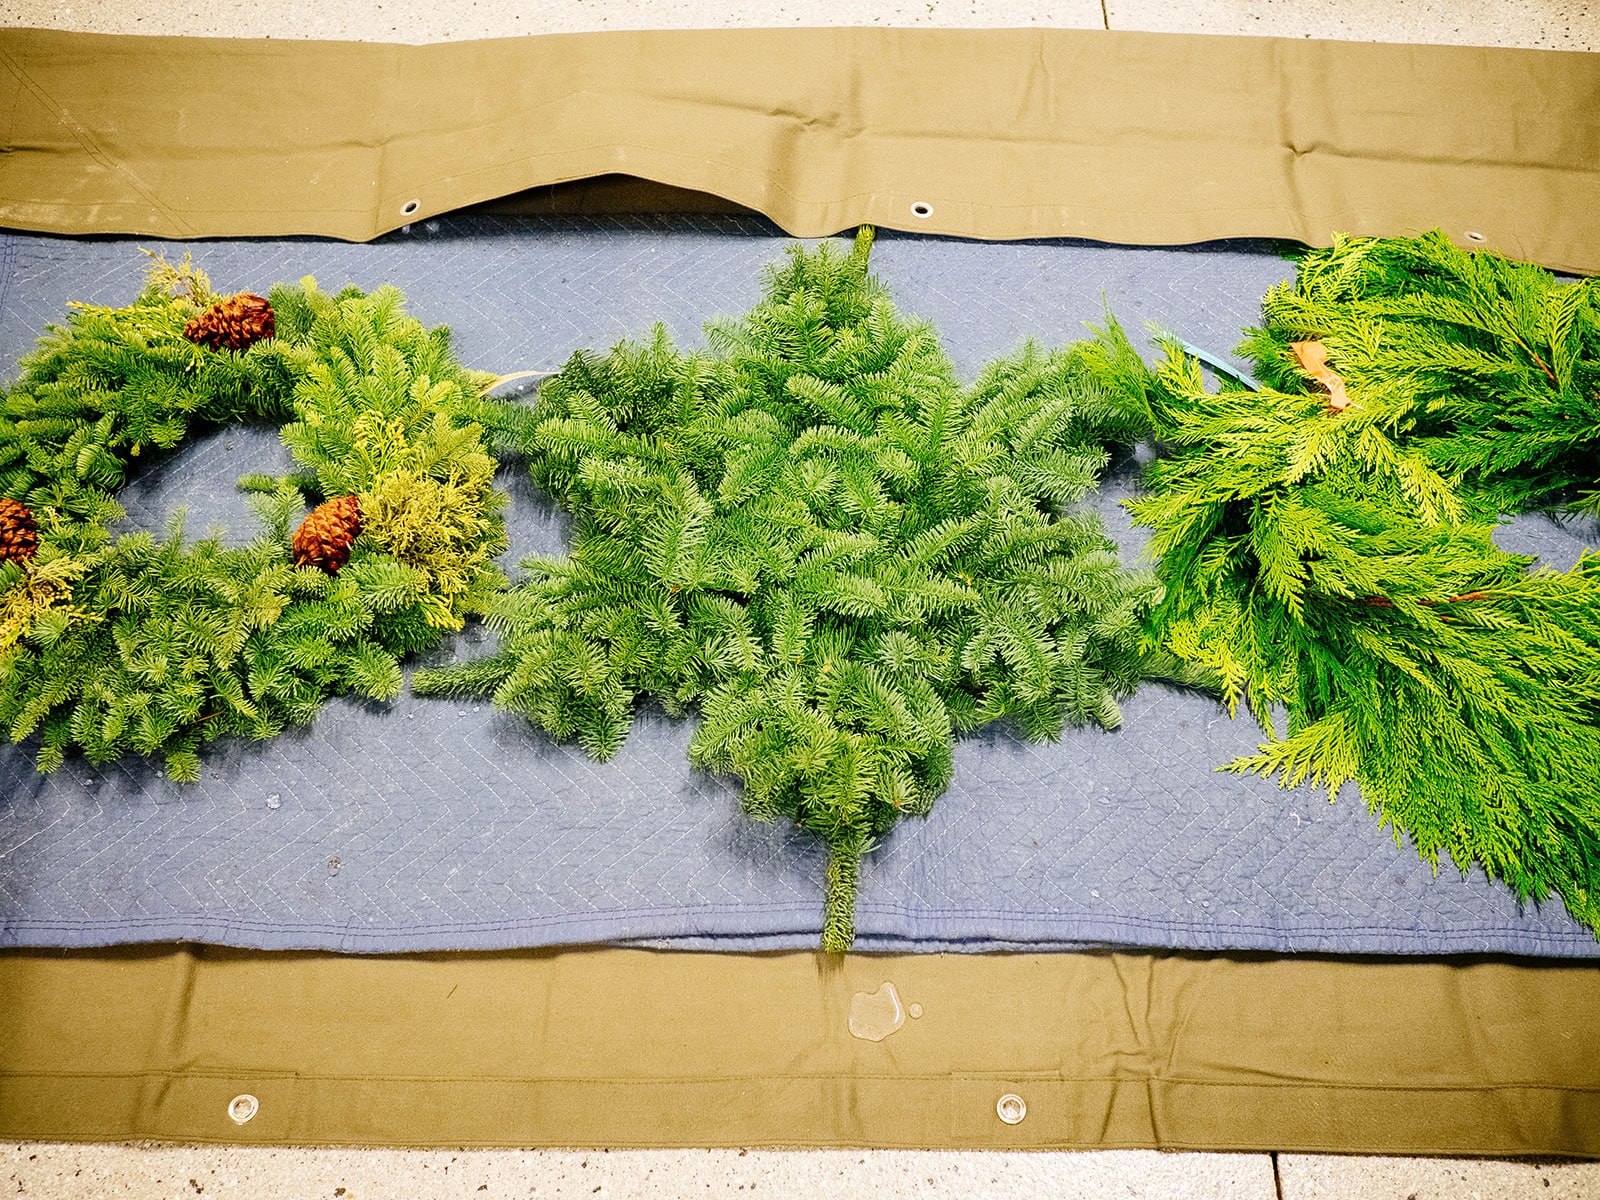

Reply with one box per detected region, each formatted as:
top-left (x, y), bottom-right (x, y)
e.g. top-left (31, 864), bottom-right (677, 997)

top-left (0, 256), bottom-right (508, 780)
top-left (416, 229), bottom-right (1174, 950)
top-left (1111, 232), bottom-right (1600, 936)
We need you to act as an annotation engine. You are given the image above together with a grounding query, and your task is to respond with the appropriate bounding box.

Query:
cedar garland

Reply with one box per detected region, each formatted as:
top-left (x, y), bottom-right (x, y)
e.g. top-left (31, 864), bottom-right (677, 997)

top-left (1103, 231), bottom-right (1600, 936)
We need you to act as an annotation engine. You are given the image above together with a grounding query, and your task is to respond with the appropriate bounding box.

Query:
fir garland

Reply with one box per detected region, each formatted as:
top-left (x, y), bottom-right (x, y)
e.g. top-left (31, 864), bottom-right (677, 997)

top-left (1113, 232), bottom-right (1600, 936)
top-left (416, 229), bottom-right (1172, 950)
top-left (0, 257), bottom-right (508, 779)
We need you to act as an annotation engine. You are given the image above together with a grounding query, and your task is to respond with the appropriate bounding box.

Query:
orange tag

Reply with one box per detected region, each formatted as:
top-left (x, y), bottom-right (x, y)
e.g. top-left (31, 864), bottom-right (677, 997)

top-left (1290, 340), bottom-right (1352, 412)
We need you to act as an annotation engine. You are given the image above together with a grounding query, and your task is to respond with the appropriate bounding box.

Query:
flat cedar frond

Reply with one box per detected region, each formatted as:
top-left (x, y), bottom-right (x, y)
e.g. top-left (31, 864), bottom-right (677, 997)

top-left (1111, 231), bottom-right (1600, 939)
top-left (1247, 231), bottom-right (1599, 512)
top-left (427, 229), bottom-right (1165, 951)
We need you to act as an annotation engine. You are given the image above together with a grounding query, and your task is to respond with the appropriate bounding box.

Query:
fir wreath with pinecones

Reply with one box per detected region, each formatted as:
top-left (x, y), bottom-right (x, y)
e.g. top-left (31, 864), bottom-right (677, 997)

top-left (416, 228), bottom-right (1181, 949)
top-left (0, 254), bottom-right (508, 780)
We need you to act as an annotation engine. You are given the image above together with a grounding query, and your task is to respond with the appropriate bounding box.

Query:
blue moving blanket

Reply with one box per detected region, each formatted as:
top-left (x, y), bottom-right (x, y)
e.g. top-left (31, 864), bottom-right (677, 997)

top-left (1, 217), bottom-right (1595, 957)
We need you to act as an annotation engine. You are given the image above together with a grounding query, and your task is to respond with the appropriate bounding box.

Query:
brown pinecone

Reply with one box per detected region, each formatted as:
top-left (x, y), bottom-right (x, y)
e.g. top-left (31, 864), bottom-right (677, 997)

top-left (292, 496), bottom-right (362, 574)
top-left (183, 292), bottom-right (275, 353)
top-left (0, 498), bottom-right (39, 564)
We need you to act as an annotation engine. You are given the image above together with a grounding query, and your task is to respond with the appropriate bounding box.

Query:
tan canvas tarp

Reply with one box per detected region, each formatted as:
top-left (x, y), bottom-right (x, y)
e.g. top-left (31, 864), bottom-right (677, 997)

top-left (3, 946), bottom-right (1598, 1155)
top-left (0, 27), bottom-right (1597, 271)
top-left (1, 24), bottom-right (1597, 1156)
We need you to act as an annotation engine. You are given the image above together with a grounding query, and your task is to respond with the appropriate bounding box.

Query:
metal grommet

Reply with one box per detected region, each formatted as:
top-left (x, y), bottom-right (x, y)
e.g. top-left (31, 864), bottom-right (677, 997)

top-left (910, 201), bottom-right (934, 219)
top-left (1464, 230), bottom-right (1487, 243)
top-left (401, 199), bottom-right (421, 216)
top-left (996, 1092), bottom-right (1026, 1124)
top-left (227, 1093), bottom-right (259, 1125)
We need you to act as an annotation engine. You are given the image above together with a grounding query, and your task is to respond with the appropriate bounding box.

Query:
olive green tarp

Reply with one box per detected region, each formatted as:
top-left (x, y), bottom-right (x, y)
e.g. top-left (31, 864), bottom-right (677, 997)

top-left (0, 24), bottom-right (1597, 1155)
top-left (3, 947), bottom-right (1599, 1155)
top-left (0, 27), bottom-right (1597, 271)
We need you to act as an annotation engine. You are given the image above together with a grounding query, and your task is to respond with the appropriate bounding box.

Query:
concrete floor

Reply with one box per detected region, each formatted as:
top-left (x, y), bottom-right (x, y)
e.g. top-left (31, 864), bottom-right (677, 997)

top-left (2, 0), bottom-right (1598, 1196)
top-left (6, 1144), bottom-right (1600, 1198)
top-left (0, 0), bottom-right (1592, 49)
